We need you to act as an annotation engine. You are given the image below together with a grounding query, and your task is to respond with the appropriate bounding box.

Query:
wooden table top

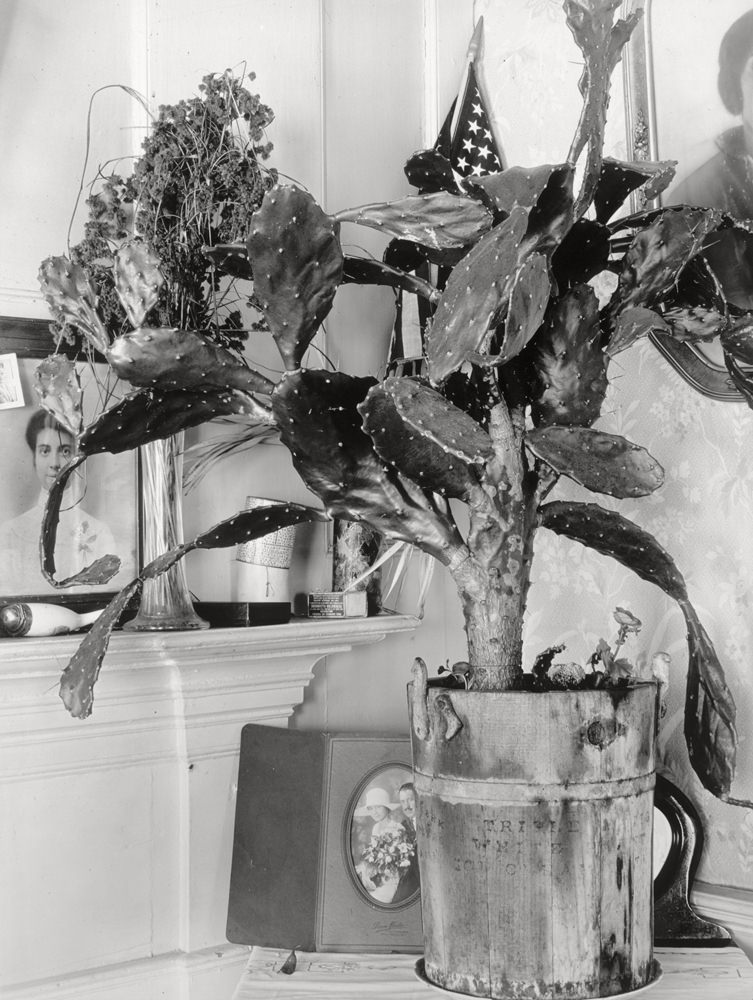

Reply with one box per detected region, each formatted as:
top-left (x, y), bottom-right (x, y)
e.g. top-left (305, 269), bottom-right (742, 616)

top-left (232, 946), bottom-right (753, 1000)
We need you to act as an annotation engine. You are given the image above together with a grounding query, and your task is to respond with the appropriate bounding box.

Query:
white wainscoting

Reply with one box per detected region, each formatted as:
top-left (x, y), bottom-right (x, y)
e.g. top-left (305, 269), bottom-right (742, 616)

top-left (0, 615), bottom-right (418, 1000)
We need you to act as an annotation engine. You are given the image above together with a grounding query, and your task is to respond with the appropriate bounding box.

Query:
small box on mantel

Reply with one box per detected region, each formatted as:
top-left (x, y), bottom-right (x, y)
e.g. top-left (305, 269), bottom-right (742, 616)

top-left (307, 590), bottom-right (368, 618)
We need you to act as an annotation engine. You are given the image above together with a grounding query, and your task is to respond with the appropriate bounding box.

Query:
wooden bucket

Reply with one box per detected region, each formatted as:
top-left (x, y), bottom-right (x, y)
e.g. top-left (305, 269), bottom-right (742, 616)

top-left (409, 684), bottom-right (659, 999)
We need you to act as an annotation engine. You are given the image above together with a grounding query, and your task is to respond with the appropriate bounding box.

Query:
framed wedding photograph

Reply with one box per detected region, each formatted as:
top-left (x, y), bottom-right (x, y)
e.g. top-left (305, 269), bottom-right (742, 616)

top-left (226, 726), bottom-right (422, 953)
top-left (0, 317), bottom-right (138, 609)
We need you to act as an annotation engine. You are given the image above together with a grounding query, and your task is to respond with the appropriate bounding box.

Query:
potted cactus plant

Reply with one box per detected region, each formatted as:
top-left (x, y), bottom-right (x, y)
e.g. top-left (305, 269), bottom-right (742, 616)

top-left (37, 1), bottom-right (753, 997)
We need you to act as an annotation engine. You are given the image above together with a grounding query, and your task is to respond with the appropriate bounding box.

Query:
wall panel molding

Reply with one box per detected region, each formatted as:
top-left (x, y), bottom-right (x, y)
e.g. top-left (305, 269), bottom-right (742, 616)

top-left (0, 616), bottom-right (418, 996)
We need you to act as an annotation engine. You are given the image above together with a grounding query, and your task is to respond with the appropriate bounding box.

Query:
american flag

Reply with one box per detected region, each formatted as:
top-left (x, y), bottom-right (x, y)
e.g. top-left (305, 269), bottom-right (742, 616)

top-left (388, 19), bottom-right (504, 368)
top-left (435, 58), bottom-right (505, 181)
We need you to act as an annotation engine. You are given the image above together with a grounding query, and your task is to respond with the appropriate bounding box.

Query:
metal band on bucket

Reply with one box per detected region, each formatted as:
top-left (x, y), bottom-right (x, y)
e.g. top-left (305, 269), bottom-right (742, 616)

top-left (412, 769), bottom-right (656, 804)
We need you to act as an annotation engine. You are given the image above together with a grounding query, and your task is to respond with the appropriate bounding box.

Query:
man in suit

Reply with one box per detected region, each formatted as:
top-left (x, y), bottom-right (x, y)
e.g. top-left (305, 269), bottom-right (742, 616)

top-left (392, 782), bottom-right (420, 904)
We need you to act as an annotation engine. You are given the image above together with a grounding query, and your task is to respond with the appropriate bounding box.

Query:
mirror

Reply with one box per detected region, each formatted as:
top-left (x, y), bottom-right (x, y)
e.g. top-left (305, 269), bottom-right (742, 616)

top-left (624, 0), bottom-right (753, 399)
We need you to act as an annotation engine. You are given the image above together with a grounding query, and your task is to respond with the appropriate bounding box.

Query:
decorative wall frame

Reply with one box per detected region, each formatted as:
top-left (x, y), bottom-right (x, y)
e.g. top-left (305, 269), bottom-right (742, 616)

top-left (226, 727), bottom-right (422, 953)
top-left (0, 316), bottom-right (139, 611)
top-left (623, 0), bottom-right (753, 401)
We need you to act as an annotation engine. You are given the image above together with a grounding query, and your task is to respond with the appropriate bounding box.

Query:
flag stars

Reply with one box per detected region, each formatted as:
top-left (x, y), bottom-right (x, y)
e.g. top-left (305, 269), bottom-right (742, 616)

top-left (444, 67), bottom-right (502, 178)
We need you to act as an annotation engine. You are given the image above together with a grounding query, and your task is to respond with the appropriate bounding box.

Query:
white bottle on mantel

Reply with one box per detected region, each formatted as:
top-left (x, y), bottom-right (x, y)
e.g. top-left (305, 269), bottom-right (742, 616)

top-left (0, 602), bottom-right (103, 638)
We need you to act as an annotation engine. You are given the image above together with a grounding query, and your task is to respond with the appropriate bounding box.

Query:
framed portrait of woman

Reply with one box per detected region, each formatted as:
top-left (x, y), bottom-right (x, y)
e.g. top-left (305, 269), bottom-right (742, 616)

top-left (0, 317), bottom-right (138, 609)
top-left (624, 0), bottom-right (753, 398)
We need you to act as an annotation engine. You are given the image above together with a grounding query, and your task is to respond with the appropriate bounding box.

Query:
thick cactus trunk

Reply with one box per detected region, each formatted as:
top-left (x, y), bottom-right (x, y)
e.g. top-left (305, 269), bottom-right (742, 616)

top-left (450, 398), bottom-right (539, 691)
top-left (461, 586), bottom-right (527, 690)
top-left (451, 507), bottom-right (535, 690)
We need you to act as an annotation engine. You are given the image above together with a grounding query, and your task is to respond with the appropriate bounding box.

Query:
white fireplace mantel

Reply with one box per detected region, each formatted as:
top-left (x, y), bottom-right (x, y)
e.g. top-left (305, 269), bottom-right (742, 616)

top-left (0, 613), bottom-right (419, 1000)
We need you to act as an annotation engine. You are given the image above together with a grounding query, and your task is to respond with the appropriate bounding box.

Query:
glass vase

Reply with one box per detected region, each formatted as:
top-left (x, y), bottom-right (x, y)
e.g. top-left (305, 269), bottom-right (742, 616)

top-left (124, 432), bottom-right (208, 632)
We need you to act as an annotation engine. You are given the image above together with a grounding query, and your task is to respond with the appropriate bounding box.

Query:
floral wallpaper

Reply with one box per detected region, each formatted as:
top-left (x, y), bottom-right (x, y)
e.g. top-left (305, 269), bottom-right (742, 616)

top-left (477, 0), bottom-right (753, 888)
top-left (525, 343), bottom-right (753, 887)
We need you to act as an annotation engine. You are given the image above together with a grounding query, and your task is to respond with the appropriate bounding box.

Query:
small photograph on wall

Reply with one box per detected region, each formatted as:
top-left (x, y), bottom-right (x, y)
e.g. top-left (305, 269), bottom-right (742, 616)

top-left (0, 357), bottom-right (138, 602)
top-left (349, 767), bottom-right (419, 907)
top-left (0, 353), bottom-right (23, 410)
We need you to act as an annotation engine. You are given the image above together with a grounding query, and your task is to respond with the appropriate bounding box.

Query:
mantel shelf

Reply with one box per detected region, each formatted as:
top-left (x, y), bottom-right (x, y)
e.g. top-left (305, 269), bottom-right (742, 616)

top-left (0, 612), bottom-right (421, 675)
top-left (0, 612), bottom-right (421, 776)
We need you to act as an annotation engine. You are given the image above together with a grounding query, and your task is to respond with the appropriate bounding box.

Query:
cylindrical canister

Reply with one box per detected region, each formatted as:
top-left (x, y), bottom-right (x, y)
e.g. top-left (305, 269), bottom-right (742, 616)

top-left (409, 683), bottom-right (659, 999)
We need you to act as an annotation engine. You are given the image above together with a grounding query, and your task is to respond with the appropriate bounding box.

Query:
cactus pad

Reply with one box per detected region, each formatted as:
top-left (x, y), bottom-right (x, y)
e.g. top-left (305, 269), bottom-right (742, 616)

top-left (662, 305), bottom-right (732, 343)
top-left (426, 206), bottom-right (530, 385)
top-left (466, 163), bottom-right (570, 215)
top-left (202, 242), bottom-right (254, 280)
top-left (564, 2), bottom-right (643, 217)
top-left (38, 255), bottom-right (110, 353)
top-left (58, 501), bottom-right (325, 719)
top-left (41, 455), bottom-right (121, 588)
top-left (336, 191), bottom-right (492, 250)
top-left (247, 184), bottom-right (344, 370)
top-left (59, 579), bottom-right (143, 718)
top-left (272, 369), bottom-right (460, 560)
top-left (616, 207), bottom-right (724, 311)
top-left (500, 253), bottom-right (551, 363)
top-left (403, 149), bottom-right (458, 194)
top-left (607, 305), bottom-right (669, 356)
top-left (721, 317), bottom-right (753, 365)
top-left (526, 426), bottom-right (664, 498)
top-left (192, 501), bottom-right (327, 549)
top-left (81, 387), bottom-right (263, 455)
top-left (106, 327), bottom-right (274, 395)
top-left (526, 164), bottom-right (576, 253)
top-left (342, 256), bottom-right (439, 303)
top-left (33, 355), bottom-right (83, 436)
top-left (594, 157), bottom-right (677, 223)
top-left (359, 378), bottom-right (492, 500)
top-left (114, 243), bottom-right (164, 327)
top-left (551, 219), bottom-right (611, 288)
top-left (683, 602), bottom-right (737, 798)
top-left (542, 498), bottom-right (736, 797)
top-left (528, 284), bottom-right (608, 427)
top-left (540, 499), bottom-right (687, 600)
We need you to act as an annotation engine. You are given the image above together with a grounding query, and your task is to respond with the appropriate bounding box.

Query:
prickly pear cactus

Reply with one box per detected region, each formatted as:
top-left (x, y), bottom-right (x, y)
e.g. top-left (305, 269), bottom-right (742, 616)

top-left (38, 256), bottom-right (110, 353)
top-left (335, 190), bottom-right (493, 250)
top-left (106, 326), bottom-right (275, 395)
top-left (247, 184), bottom-right (344, 370)
top-left (33, 356), bottom-right (83, 436)
top-left (40, 0), bottom-right (753, 806)
top-left (114, 243), bottom-right (164, 328)
top-left (359, 378), bottom-right (493, 500)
